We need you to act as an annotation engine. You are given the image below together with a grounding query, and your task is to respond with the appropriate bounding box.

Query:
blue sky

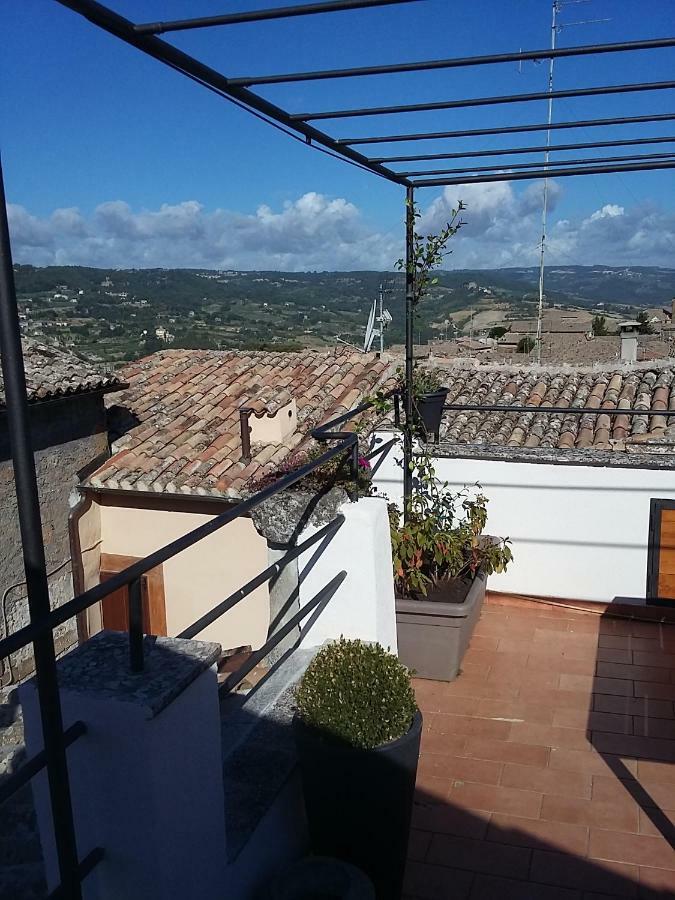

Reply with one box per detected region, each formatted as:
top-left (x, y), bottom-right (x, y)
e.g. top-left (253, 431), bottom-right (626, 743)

top-left (2, 0), bottom-right (674, 270)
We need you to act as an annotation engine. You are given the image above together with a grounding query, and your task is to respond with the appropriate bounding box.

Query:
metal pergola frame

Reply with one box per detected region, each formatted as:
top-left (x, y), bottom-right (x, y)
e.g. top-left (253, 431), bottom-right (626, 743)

top-left (1, 1), bottom-right (674, 894)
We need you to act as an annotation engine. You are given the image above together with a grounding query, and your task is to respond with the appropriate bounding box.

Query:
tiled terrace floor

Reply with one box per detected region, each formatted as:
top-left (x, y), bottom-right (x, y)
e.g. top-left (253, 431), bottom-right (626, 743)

top-left (405, 595), bottom-right (675, 900)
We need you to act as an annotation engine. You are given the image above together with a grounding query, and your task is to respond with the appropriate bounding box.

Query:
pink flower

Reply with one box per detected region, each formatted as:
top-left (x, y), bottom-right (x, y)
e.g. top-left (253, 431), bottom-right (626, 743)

top-left (358, 456), bottom-right (371, 470)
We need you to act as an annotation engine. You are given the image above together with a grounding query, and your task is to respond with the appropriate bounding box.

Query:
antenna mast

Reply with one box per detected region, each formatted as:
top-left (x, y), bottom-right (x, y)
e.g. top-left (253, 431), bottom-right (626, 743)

top-left (535, 0), bottom-right (557, 364)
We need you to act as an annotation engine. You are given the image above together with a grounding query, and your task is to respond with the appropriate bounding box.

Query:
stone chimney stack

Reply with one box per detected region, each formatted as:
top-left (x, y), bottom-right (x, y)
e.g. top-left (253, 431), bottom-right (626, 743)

top-left (619, 321), bottom-right (639, 364)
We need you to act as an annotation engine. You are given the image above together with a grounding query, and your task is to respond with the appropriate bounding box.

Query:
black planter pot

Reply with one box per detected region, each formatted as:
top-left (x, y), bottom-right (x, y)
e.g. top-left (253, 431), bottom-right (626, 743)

top-left (294, 710), bottom-right (423, 900)
top-left (414, 389), bottom-right (448, 438)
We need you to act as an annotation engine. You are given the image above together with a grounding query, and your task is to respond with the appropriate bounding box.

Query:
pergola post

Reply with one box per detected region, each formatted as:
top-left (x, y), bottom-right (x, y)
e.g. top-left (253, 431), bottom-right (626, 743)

top-left (0, 153), bottom-right (82, 897)
top-left (403, 184), bottom-right (415, 517)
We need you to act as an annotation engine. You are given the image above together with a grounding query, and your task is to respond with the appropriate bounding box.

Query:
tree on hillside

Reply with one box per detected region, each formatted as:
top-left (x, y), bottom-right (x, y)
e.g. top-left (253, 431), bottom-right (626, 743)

top-left (592, 315), bottom-right (608, 336)
top-left (636, 311), bottom-right (654, 334)
top-left (489, 325), bottom-right (509, 339)
top-left (517, 336), bottom-right (535, 354)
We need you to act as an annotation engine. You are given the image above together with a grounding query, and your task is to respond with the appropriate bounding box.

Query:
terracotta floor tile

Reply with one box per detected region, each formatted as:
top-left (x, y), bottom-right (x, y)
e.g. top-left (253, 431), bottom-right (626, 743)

top-left (415, 772), bottom-right (452, 800)
top-left (596, 662), bottom-right (671, 685)
top-left (597, 647), bottom-right (634, 665)
top-left (553, 708), bottom-right (632, 734)
top-left (562, 674), bottom-right (634, 697)
top-left (408, 829), bottom-right (432, 861)
top-left (463, 735), bottom-right (550, 768)
top-left (449, 781), bottom-right (543, 819)
top-left (632, 650), bottom-right (675, 670)
top-left (638, 864), bottom-right (675, 898)
top-left (530, 850), bottom-right (639, 896)
top-left (477, 697), bottom-right (556, 725)
top-left (428, 712), bottom-right (512, 741)
top-left (593, 695), bottom-right (674, 721)
top-left (509, 722), bottom-right (592, 751)
top-left (418, 752), bottom-right (503, 786)
top-left (632, 716), bottom-right (675, 740)
top-left (427, 833), bottom-right (532, 880)
top-left (468, 634), bottom-right (499, 652)
top-left (431, 694), bottom-right (482, 717)
top-left (540, 794), bottom-right (639, 833)
top-left (421, 728), bottom-right (469, 757)
top-left (488, 812), bottom-right (589, 855)
top-left (501, 762), bottom-right (592, 799)
top-left (470, 873), bottom-right (581, 900)
top-left (637, 759), bottom-right (675, 785)
top-left (589, 828), bottom-right (675, 870)
top-left (444, 677), bottom-right (521, 702)
top-left (590, 731), bottom-right (675, 763)
top-left (411, 800), bottom-right (490, 840)
top-left (404, 860), bottom-right (475, 900)
top-left (549, 748), bottom-right (637, 777)
top-left (637, 806), bottom-right (675, 838)
top-left (519, 686), bottom-right (593, 711)
top-left (528, 654), bottom-right (597, 677)
top-left (634, 682), bottom-right (675, 702)
top-left (592, 775), bottom-right (675, 811)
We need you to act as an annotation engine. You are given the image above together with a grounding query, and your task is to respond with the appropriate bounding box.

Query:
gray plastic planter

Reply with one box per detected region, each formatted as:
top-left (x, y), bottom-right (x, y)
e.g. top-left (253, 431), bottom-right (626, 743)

top-left (395, 566), bottom-right (488, 682)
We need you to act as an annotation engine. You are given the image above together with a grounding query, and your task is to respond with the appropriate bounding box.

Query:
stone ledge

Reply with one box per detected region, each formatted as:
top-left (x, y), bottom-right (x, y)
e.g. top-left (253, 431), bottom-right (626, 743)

top-left (29, 631), bottom-right (221, 719)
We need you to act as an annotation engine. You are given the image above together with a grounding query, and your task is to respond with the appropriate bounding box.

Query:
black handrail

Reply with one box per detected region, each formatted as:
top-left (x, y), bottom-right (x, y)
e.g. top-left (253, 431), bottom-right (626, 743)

top-left (443, 403), bottom-right (675, 417)
top-left (0, 721), bottom-right (87, 806)
top-left (48, 847), bottom-right (105, 900)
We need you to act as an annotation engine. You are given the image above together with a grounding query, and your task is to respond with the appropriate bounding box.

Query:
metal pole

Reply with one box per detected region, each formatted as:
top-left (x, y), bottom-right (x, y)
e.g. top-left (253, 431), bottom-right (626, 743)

top-left (403, 186), bottom-right (415, 518)
top-left (0, 154), bottom-right (82, 897)
top-left (536, 0), bottom-right (558, 364)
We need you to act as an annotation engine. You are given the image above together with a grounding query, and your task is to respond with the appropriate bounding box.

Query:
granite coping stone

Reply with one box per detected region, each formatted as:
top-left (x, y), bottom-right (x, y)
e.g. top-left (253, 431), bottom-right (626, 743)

top-left (24, 631), bottom-right (221, 719)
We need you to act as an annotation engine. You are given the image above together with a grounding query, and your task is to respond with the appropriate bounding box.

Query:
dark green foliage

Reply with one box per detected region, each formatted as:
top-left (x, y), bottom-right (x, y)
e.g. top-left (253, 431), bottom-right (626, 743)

top-left (636, 311), bottom-right (654, 334)
top-left (296, 638), bottom-right (417, 750)
top-left (489, 325), bottom-right (509, 339)
top-left (592, 315), bottom-right (608, 336)
top-left (517, 336), bottom-right (536, 354)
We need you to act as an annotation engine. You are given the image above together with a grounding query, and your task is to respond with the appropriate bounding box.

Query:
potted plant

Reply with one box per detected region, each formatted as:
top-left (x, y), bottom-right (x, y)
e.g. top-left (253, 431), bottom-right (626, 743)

top-left (410, 367), bottom-right (448, 439)
top-left (390, 455), bottom-right (512, 681)
top-left (294, 638), bottom-right (421, 900)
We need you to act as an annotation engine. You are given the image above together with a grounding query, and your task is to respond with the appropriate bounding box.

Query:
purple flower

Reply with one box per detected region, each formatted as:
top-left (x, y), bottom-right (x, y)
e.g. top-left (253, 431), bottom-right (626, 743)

top-left (358, 456), bottom-right (371, 470)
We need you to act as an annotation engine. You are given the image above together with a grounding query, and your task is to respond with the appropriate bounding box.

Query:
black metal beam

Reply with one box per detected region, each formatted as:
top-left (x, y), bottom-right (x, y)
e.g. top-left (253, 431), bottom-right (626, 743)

top-left (231, 36), bottom-right (675, 86)
top-left (134, 0), bottom-right (421, 35)
top-left (398, 151), bottom-right (675, 178)
top-left (55, 0), bottom-right (408, 186)
top-left (443, 404), bottom-right (675, 417)
top-left (409, 158), bottom-right (675, 187)
top-left (340, 112), bottom-right (675, 145)
top-left (403, 186), bottom-right (414, 516)
top-left (294, 80), bottom-right (675, 121)
top-left (370, 134), bottom-right (675, 164)
top-left (0, 155), bottom-right (82, 897)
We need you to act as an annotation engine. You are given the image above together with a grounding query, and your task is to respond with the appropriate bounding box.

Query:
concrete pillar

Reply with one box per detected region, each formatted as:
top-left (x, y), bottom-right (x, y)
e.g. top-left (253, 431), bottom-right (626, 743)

top-left (20, 631), bottom-right (226, 900)
top-left (298, 497), bottom-right (398, 653)
top-left (251, 487), bottom-right (349, 666)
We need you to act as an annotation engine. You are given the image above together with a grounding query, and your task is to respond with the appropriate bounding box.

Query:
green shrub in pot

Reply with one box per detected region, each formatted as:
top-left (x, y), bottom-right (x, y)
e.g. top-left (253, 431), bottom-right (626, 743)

top-left (295, 638), bottom-right (416, 750)
top-left (293, 639), bottom-right (422, 899)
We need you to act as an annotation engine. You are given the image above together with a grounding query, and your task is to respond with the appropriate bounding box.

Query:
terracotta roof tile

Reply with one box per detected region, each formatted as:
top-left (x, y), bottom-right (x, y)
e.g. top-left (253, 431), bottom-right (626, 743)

top-left (0, 338), bottom-right (122, 408)
top-left (89, 348), bottom-right (391, 498)
top-left (434, 361), bottom-right (675, 455)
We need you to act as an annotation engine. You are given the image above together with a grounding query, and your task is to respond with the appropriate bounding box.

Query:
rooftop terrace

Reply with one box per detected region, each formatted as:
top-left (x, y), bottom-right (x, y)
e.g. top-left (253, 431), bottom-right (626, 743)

top-left (405, 595), bottom-right (675, 900)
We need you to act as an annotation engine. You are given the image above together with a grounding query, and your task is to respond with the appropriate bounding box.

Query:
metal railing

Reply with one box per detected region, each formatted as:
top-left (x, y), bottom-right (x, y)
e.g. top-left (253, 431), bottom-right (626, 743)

top-left (0, 353), bottom-right (388, 898)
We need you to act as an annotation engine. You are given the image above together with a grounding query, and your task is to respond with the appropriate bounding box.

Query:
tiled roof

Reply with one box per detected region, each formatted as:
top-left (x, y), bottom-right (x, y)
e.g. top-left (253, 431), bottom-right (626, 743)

top-left (436, 362), bottom-right (675, 451)
top-left (0, 338), bottom-right (122, 409)
top-left (89, 348), bottom-right (392, 498)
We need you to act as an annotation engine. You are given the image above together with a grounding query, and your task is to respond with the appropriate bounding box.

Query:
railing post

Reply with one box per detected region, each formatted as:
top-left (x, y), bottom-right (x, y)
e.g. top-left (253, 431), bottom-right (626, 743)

top-left (403, 184), bottom-right (415, 520)
top-left (0, 152), bottom-right (82, 897)
top-left (128, 577), bottom-right (145, 672)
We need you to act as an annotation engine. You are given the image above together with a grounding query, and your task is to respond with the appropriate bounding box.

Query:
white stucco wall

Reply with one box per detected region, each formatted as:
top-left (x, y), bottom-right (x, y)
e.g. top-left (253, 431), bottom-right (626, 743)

top-left (297, 496), bottom-right (398, 652)
top-left (372, 432), bottom-right (675, 604)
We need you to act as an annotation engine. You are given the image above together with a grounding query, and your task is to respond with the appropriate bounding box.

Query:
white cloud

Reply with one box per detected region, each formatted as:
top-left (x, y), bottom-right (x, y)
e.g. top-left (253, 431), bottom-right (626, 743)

top-left (6, 186), bottom-right (675, 271)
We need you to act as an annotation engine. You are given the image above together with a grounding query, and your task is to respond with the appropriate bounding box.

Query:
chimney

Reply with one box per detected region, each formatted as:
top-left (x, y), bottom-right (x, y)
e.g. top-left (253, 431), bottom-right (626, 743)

top-left (619, 321), bottom-right (639, 364)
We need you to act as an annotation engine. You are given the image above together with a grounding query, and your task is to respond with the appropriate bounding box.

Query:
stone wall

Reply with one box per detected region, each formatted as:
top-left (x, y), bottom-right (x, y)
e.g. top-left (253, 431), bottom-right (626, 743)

top-left (0, 393), bottom-right (109, 684)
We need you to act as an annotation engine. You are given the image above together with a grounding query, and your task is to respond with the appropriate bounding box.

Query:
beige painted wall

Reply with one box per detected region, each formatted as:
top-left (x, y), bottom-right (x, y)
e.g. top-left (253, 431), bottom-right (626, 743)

top-left (77, 498), bottom-right (103, 634)
top-left (95, 500), bottom-right (270, 650)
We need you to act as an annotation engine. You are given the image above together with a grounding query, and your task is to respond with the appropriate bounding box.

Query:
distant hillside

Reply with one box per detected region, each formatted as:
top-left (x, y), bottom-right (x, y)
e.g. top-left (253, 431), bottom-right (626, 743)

top-left (12, 264), bottom-right (675, 364)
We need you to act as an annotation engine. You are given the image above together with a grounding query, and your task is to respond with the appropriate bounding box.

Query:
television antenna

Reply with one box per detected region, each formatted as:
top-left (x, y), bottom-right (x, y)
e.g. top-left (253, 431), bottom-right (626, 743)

top-left (364, 281), bottom-right (393, 353)
top-left (535, 0), bottom-right (611, 364)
